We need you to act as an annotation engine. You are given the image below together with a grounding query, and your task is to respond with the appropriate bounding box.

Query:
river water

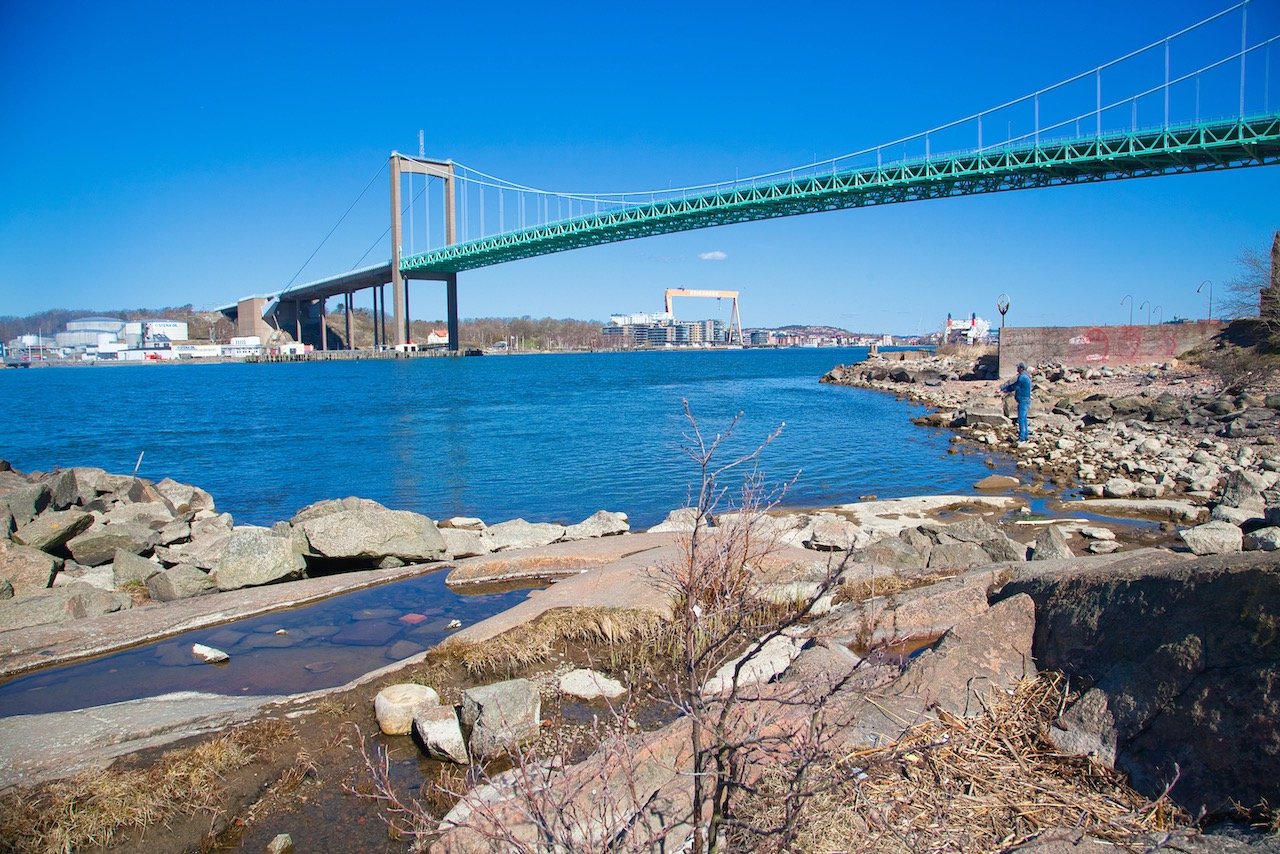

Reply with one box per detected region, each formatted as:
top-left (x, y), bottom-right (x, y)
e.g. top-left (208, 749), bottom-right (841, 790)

top-left (0, 348), bottom-right (997, 528)
top-left (0, 348), bottom-right (1014, 714)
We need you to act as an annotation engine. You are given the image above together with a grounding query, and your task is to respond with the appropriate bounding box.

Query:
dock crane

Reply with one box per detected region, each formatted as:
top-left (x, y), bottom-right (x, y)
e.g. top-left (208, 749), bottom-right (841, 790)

top-left (663, 288), bottom-right (744, 345)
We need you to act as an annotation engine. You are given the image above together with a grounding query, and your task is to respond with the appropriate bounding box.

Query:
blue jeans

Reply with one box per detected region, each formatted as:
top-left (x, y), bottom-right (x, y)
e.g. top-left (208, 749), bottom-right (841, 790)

top-left (1017, 400), bottom-right (1029, 442)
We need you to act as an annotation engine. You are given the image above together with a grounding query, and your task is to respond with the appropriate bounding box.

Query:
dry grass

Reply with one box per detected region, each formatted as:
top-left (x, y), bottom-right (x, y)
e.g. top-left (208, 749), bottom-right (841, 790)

top-left (428, 606), bottom-right (669, 677)
top-left (735, 674), bottom-right (1185, 853)
top-left (0, 719), bottom-right (295, 854)
top-left (833, 570), bottom-right (957, 606)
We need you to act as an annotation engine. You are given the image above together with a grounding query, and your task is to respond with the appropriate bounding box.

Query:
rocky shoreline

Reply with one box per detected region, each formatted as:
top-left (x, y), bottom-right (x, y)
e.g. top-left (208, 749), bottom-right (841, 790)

top-left (3, 354), bottom-right (1280, 851)
top-left (823, 352), bottom-right (1280, 549)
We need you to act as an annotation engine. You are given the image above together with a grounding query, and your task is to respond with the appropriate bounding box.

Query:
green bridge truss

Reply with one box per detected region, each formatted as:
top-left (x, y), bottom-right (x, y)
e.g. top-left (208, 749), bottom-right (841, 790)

top-left (400, 114), bottom-right (1280, 277)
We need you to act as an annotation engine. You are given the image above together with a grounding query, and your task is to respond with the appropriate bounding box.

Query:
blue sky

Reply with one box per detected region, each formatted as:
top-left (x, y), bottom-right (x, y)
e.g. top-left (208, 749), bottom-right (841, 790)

top-left (2, 0), bottom-right (1277, 334)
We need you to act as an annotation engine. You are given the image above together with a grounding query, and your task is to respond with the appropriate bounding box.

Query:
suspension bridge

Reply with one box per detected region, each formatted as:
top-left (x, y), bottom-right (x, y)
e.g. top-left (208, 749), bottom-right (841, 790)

top-left (237, 2), bottom-right (1280, 352)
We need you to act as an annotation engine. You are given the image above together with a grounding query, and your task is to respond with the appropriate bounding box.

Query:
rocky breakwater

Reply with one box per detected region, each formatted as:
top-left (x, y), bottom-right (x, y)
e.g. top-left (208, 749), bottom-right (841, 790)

top-left (823, 354), bottom-right (1280, 557)
top-left (0, 460), bottom-right (632, 640)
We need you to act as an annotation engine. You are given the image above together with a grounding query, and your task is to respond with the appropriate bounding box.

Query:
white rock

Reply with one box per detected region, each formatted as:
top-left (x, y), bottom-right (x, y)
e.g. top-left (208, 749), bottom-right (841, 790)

top-left (1103, 477), bottom-right (1138, 498)
top-left (1244, 528), bottom-right (1280, 552)
top-left (414, 704), bottom-right (469, 764)
top-left (558, 668), bottom-right (627, 700)
top-left (1179, 521), bottom-right (1243, 556)
top-left (701, 635), bottom-right (805, 697)
top-left (374, 683), bottom-right (440, 735)
top-left (447, 619), bottom-right (462, 629)
top-left (647, 507), bottom-right (703, 533)
top-left (192, 643), bottom-right (229, 664)
top-left (1078, 526), bottom-right (1116, 540)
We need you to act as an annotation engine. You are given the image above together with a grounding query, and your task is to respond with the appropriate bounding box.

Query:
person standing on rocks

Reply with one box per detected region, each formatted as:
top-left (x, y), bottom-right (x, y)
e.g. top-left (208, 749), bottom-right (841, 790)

top-left (1002, 362), bottom-right (1033, 444)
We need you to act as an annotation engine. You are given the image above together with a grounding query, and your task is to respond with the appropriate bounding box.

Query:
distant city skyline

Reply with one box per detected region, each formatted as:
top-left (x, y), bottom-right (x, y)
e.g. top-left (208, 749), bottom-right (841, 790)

top-left (2, 1), bottom-right (1277, 332)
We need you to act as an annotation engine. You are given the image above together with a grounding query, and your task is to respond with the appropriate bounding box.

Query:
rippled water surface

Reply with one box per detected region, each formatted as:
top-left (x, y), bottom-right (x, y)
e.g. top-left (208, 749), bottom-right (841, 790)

top-left (0, 348), bottom-right (996, 528)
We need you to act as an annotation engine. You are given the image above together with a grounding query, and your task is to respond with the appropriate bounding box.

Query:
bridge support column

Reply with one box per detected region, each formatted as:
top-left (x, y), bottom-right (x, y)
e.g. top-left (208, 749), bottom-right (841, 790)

top-left (390, 151), bottom-right (456, 352)
top-left (294, 300), bottom-right (302, 344)
top-left (446, 274), bottom-right (459, 352)
top-left (344, 292), bottom-right (352, 350)
top-left (319, 298), bottom-right (327, 351)
top-left (372, 287), bottom-right (380, 350)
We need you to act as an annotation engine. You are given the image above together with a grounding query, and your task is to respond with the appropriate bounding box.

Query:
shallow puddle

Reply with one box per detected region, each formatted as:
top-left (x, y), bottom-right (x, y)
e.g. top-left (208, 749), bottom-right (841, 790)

top-left (0, 572), bottom-right (539, 717)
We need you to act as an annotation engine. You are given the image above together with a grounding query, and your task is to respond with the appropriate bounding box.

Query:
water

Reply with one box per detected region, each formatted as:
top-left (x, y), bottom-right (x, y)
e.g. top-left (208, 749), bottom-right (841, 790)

top-left (0, 348), bottom-right (1012, 714)
top-left (0, 348), bottom-right (996, 528)
top-left (0, 571), bottom-right (534, 716)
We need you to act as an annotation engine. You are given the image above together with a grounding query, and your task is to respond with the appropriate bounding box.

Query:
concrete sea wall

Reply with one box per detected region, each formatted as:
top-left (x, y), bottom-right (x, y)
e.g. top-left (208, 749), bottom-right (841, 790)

top-left (998, 321), bottom-right (1222, 377)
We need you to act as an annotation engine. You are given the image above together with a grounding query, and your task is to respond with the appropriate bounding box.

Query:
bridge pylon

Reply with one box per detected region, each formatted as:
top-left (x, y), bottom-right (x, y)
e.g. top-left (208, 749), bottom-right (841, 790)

top-left (390, 152), bottom-right (457, 350)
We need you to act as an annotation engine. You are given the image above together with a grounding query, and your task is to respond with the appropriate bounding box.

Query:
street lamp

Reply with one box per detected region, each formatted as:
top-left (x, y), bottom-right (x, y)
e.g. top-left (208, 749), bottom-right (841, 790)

top-left (1153, 306), bottom-right (1163, 325)
top-left (1140, 300), bottom-right (1152, 324)
top-left (1121, 294), bottom-right (1133, 325)
top-left (995, 293), bottom-right (1010, 365)
top-left (1197, 280), bottom-right (1213, 321)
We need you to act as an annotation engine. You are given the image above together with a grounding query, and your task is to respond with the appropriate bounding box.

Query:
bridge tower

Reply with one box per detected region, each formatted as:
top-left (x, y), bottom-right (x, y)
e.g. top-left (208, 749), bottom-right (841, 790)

top-left (390, 153), bottom-right (458, 350)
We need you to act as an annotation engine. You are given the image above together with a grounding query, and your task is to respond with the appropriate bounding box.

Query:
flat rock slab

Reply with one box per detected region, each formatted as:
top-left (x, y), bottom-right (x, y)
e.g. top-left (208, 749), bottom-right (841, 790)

top-left (0, 690), bottom-right (282, 791)
top-left (0, 563), bottom-right (440, 679)
top-left (446, 532), bottom-right (679, 587)
top-left (1060, 498), bottom-right (1209, 524)
top-left (832, 495), bottom-right (1023, 539)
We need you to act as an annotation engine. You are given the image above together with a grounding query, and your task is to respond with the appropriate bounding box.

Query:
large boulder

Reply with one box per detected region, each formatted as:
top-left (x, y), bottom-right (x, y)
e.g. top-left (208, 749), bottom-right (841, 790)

top-left (145, 564), bottom-right (214, 602)
top-left (1244, 528), bottom-right (1280, 552)
top-left (112, 549), bottom-right (161, 586)
top-left (0, 482), bottom-right (51, 526)
top-left (41, 470), bottom-right (84, 510)
top-left (926, 540), bottom-right (991, 570)
top-left (0, 538), bottom-right (60, 595)
top-left (484, 519), bottom-right (565, 552)
top-left (298, 505), bottom-right (447, 562)
top-left (1179, 520), bottom-right (1243, 556)
top-left (374, 683), bottom-right (441, 735)
top-left (0, 582), bottom-right (132, 631)
top-left (462, 678), bottom-right (541, 758)
top-left (994, 551), bottom-right (1280, 816)
top-left (647, 508), bottom-right (702, 534)
top-left (11, 510), bottom-right (94, 553)
top-left (561, 510), bottom-right (629, 541)
top-left (440, 528), bottom-right (491, 560)
top-left (956, 408), bottom-right (1010, 428)
top-left (1031, 525), bottom-right (1073, 561)
top-left (210, 527), bottom-right (305, 591)
top-left (66, 523), bottom-right (158, 566)
top-left (857, 535), bottom-right (930, 571)
top-left (414, 704), bottom-right (470, 765)
top-left (805, 514), bottom-right (870, 552)
top-left (153, 477), bottom-right (215, 514)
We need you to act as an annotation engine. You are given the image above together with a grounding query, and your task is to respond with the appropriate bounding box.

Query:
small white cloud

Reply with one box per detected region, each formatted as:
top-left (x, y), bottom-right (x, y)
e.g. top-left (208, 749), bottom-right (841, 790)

top-left (698, 250), bottom-right (728, 261)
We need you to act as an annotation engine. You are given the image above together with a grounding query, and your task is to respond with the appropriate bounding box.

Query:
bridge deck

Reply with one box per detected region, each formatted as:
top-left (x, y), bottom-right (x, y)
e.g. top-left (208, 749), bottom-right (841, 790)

top-left (401, 114), bottom-right (1280, 276)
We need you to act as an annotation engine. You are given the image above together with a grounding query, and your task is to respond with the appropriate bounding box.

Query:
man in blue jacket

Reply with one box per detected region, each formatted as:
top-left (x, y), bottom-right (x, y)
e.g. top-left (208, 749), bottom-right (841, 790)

top-left (1002, 362), bottom-right (1033, 443)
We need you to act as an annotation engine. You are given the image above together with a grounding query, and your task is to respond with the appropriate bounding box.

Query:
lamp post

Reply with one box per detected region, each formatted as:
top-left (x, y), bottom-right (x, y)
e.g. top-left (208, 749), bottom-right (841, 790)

top-left (1153, 306), bottom-right (1163, 325)
top-left (1140, 299), bottom-right (1151, 324)
top-left (1121, 294), bottom-right (1133, 325)
top-left (1197, 280), bottom-right (1213, 321)
top-left (995, 293), bottom-right (1010, 367)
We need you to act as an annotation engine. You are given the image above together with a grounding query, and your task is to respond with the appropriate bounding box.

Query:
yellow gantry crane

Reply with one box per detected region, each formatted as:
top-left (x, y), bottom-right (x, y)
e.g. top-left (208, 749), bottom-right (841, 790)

top-left (663, 288), bottom-right (744, 345)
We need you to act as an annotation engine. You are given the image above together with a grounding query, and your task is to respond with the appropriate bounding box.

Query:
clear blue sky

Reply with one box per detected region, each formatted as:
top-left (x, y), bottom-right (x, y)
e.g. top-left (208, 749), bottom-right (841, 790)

top-left (2, 0), bottom-right (1277, 334)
